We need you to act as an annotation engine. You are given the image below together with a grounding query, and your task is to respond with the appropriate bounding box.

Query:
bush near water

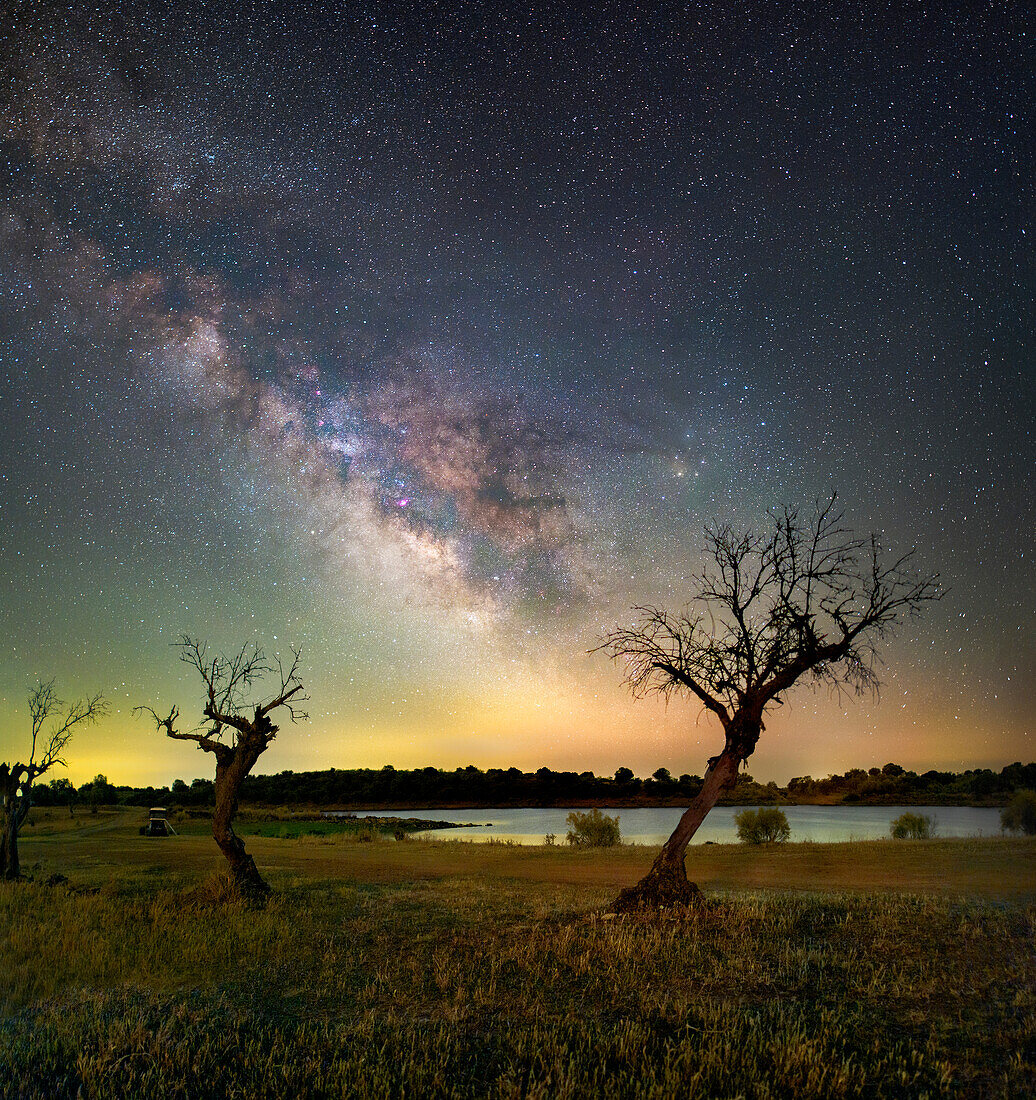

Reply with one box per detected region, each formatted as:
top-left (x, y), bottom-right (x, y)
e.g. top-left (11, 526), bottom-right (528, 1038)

top-left (1001, 790), bottom-right (1036, 835)
top-left (735, 807), bottom-right (791, 844)
top-left (565, 808), bottom-right (621, 847)
top-left (890, 812), bottom-right (936, 839)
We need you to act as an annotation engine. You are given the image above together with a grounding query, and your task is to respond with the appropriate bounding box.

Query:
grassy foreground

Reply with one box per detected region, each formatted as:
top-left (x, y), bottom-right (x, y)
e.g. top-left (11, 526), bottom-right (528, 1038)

top-left (1, 815), bottom-right (1034, 1098)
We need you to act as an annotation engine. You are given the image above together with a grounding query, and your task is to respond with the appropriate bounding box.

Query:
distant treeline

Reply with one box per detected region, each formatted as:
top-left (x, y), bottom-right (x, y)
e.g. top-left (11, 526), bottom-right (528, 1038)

top-left (28, 761), bottom-right (1036, 810)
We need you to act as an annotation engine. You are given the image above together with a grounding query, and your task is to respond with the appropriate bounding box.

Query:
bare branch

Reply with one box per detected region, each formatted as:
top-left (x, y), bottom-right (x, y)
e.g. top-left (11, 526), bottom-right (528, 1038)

top-left (144, 635), bottom-right (308, 755)
top-left (2, 682), bottom-right (107, 859)
top-left (598, 499), bottom-right (942, 735)
top-left (25, 685), bottom-right (108, 779)
top-left (262, 645), bottom-right (309, 722)
top-left (595, 607), bottom-right (733, 726)
top-left (133, 703), bottom-right (231, 759)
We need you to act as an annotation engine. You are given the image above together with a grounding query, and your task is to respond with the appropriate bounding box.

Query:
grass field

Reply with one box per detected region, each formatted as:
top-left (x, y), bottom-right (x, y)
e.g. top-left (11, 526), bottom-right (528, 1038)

top-left (1, 808), bottom-right (1034, 1097)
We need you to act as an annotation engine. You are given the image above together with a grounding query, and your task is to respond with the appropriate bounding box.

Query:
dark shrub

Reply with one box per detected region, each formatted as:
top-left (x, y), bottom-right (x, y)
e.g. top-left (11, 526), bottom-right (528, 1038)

top-left (890, 812), bottom-right (935, 839)
top-left (735, 807), bottom-right (791, 844)
top-left (1001, 790), bottom-right (1036, 835)
top-left (565, 808), bottom-right (621, 847)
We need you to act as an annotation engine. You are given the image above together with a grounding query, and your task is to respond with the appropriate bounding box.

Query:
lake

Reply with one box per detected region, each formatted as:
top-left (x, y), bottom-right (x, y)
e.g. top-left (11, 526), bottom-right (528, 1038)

top-left (346, 805), bottom-right (1005, 845)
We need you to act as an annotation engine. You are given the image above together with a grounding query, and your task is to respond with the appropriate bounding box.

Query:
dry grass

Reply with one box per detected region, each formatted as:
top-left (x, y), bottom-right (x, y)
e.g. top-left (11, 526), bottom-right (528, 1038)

top-left (1, 815), bottom-right (1033, 1097)
top-left (18, 809), bottom-right (1036, 899)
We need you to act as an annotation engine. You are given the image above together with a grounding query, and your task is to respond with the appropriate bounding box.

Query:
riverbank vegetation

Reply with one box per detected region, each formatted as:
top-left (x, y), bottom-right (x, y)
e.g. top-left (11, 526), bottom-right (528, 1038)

top-left (1002, 790), bottom-right (1036, 835)
top-left (735, 807), bottom-right (791, 844)
top-left (28, 760), bottom-right (1036, 815)
top-left (891, 812), bottom-right (936, 840)
top-left (565, 808), bottom-right (622, 847)
top-left (1, 819), bottom-right (1034, 1097)
top-left (14, 809), bottom-right (1036, 898)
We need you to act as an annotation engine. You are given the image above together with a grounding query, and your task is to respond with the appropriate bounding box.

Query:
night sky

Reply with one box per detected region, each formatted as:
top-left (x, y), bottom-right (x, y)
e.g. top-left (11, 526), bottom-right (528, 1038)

top-left (1, 1), bottom-right (1032, 786)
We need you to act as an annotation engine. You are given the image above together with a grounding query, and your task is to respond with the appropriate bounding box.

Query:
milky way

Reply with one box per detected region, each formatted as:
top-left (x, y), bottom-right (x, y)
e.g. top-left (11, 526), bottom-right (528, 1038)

top-left (133, 273), bottom-right (590, 620)
top-left (1, 2), bottom-right (1032, 782)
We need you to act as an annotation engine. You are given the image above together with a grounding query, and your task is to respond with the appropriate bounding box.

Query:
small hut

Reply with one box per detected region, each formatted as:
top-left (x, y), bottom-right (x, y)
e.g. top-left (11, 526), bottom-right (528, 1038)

top-left (145, 807), bottom-right (176, 836)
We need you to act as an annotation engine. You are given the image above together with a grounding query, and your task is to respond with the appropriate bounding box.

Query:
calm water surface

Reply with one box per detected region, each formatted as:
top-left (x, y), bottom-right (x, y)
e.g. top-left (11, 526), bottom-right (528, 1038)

top-left (349, 805), bottom-right (1003, 845)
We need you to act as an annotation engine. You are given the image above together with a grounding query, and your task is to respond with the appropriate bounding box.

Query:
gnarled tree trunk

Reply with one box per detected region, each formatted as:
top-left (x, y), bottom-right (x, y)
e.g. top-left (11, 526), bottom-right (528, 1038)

top-left (144, 637), bottom-right (306, 902)
top-left (212, 745), bottom-right (270, 899)
top-left (0, 807), bottom-right (19, 881)
top-left (611, 715), bottom-right (761, 912)
top-left (0, 765), bottom-right (26, 881)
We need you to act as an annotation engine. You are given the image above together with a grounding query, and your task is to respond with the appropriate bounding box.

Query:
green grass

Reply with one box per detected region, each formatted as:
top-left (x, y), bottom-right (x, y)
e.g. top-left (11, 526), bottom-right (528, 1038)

top-left (2, 812), bottom-right (1034, 1097)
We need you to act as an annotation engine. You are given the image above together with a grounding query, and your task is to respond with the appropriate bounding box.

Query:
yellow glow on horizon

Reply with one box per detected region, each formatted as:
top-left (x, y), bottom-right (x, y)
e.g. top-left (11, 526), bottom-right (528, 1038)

top-left (3, 668), bottom-right (1026, 791)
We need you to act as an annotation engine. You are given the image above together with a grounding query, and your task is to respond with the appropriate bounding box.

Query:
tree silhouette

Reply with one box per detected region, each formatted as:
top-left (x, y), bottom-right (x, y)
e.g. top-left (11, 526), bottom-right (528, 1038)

top-left (138, 636), bottom-right (306, 898)
top-left (598, 497), bottom-right (941, 911)
top-left (1, 682), bottom-right (107, 879)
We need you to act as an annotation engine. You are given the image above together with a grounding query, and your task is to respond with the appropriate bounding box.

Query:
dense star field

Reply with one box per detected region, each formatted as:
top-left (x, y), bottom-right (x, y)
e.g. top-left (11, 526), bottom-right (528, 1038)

top-left (0, 1), bottom-right (1032, 784)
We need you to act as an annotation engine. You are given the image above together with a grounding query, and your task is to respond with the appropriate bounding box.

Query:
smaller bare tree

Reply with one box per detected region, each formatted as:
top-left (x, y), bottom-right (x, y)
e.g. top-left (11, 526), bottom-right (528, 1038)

top-left (598, 496), bottom-right (941, 911)
top-left (1, 682), bottom-right (107, 880)
top-left (138, 636), bottom-right (307, 898)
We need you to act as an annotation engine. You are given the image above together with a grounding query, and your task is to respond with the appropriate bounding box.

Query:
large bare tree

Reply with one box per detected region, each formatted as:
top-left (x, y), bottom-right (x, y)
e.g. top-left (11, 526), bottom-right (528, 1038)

top-left (598, 497), bottom-right (941, 911)
top-left (138, 636), bottom-right (307, 898)
top-left (1, 682), bottom-right (107, 880)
